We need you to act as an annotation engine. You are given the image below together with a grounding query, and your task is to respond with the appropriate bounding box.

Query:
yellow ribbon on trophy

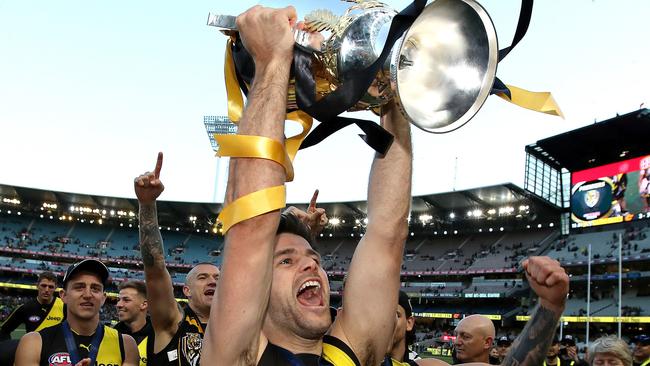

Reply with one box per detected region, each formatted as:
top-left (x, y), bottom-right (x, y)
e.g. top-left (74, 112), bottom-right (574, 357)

top-left (215, 38), bottom-right (314, 232)
top-left (497, 84), bottom-right (564, 118)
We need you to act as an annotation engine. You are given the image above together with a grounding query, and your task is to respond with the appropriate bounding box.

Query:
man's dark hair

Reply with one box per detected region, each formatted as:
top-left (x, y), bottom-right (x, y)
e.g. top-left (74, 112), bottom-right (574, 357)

top-left (277, 212), bottom-right (315, 246)
top-left (37, 271), bottom-right (57, 285)
top-left (119, 280), bottom-right (147, 298)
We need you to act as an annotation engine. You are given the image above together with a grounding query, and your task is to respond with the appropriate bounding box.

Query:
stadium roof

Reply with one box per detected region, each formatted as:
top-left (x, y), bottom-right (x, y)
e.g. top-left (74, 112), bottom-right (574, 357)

top-left (526, 108), bottom-right (650, 172)
top-left (0, 182), bottom-right (561, 233)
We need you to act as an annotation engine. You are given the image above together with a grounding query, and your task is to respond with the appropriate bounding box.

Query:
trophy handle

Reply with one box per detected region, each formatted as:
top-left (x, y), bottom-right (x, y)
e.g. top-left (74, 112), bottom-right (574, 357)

top-left (207, 13), bottom-right (322, 53)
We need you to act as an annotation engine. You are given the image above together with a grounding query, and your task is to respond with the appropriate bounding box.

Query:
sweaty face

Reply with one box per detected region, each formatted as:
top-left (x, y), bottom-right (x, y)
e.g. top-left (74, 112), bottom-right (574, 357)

top-left (37, 279), bottom-right (56, 304)
top-left (634, 343), bottom-right (650, 361)
top-left (454, 321), bottom-right (488, 362)
top-left (184, 264), bottom-right (220, 311)
top-left (61, 272), bottom-right (106, 321)
top-left (116, 288), bottom-right (146, 323)
top-left (265, 233), bottom-right (330, 340)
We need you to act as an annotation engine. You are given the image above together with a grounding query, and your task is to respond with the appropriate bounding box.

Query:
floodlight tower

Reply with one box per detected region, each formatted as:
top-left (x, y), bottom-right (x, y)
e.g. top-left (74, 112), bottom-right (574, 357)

top-left (203, 116), bottom-right (237, 202)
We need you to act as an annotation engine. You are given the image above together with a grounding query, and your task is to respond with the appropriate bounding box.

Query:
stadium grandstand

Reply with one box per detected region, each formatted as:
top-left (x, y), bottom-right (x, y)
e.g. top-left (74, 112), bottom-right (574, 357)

top-left (1, 109), bottom-right (650, 358)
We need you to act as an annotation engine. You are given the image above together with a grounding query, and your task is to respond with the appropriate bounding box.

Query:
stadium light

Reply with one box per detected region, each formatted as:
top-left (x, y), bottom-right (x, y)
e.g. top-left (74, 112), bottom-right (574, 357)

top-left (478, 229), bottom-right (482, 232)
top-left (39, 214), bottom-right (44, 218)
top-left (537, 224), bottom-right (542, 228)
top-left (473, 209), bottom-right (482, 217)
top-left (453, 230), bottom-right (458, 234)
top-left (363, 218), bottom-right (368, 225)
top-left (487, 209), bottom-right (496, 215)
top-left (410, 232), bottom-right (414, 236)
top-left (449, 212), bottom-right (455, 219)
top-left (329, 218), bottom-right (341, 226)
top-left (120, 223), bottom-right (124, 227)
top-left (443, 230), bottom-right (448, 235)
top-left (98, 219), bottom-right (103, 224)
top-left (488, 228), bottom-right (493, 232)
top-left (49, 216), bottom-right (53, 220)
top-left (7, 210), bottom-right (11, 214)
top-left (419, 214), bottom-right (433, 223)
top-left (499, 227), bottom-right (504, 231)
top-left (328, 233), bottom-right (333, 237)
top-left (466, 211), bottom-right (473, 217)
top-left (17, 212), bottom-right (21, 216)
top-left (110, 210), bottom-right (116, 216)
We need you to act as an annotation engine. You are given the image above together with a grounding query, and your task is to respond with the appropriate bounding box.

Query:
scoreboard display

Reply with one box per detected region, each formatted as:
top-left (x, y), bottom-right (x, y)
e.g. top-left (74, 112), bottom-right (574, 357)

top-left (571, 155), bottom-right (650, 229)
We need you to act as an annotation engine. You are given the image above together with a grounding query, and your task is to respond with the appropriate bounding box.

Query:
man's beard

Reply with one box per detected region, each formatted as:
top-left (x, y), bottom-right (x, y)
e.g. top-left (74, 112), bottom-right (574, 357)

top-left (269, 298), bottom-right (330, 340)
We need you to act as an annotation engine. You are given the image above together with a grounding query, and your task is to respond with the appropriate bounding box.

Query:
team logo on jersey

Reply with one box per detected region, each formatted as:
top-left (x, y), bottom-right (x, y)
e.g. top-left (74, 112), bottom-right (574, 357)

top-left (29, 315), bottom-right (41, 322)
top-left (181, 332), bottom-right (202, 366)
top-left (584, 189), bottom-right (600, 208)
top-left (48, 352), bottom-right (71, 366)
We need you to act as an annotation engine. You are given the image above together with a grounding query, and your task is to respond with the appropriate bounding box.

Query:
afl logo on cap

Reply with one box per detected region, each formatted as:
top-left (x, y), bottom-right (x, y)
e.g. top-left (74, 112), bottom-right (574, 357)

top-left (48, 352), bottom-right (72, 366)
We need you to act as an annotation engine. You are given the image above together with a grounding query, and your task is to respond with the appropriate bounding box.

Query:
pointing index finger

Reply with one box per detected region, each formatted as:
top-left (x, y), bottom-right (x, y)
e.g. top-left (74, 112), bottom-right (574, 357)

top-left (308, 189), bottom-right (319, 210)
top-left (154, 152), bottom-right (163, 179)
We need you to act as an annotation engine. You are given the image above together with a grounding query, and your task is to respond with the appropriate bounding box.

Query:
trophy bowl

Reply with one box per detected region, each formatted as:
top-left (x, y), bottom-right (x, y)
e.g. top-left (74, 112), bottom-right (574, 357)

top-left (209, 0), bottom-right (498, 134)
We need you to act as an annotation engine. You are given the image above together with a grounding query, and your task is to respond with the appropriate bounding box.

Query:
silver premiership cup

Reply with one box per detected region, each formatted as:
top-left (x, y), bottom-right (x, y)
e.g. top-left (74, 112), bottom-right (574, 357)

top-left (208, 0), bottom-right (498, 134)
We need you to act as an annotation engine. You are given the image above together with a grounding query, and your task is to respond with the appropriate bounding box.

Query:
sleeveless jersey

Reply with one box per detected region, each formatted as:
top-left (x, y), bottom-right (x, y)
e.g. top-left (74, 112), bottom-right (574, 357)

top-left (149, 304), bottom-right (205, 366)
top-left (114, 317), bottom-right (154, 366)
top-left (39, 323), bottom-right (124, 366)
top-left (257, 335), bottom-right (361, 366)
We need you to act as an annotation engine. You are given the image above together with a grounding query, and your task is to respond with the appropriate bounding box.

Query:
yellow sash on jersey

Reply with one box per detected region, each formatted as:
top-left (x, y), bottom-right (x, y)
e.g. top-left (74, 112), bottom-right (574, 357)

top-left (322, 342), bottom-right (358, 366)
top-left (137, 336), bottom-right (148, 366)
top-left (35, 297), bottom-right (64, 331)
top-left (640, 358), bottom-right (650, 366)
top-left (96, 326), bottom-right (124, 365)
top-left (389, 358), bottom-right (410, 366)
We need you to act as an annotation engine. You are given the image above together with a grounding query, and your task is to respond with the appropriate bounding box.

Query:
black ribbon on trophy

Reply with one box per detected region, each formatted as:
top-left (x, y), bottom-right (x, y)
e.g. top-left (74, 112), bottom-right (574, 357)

top-left (209, 0), bottom-right (562, 156)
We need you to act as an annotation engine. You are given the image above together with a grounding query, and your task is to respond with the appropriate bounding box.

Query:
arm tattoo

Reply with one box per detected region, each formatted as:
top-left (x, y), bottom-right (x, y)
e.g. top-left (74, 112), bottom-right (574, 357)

top-left (502, 305), bottom-right (560, 366)
top-left (139, 202), bottom-right (165, 267)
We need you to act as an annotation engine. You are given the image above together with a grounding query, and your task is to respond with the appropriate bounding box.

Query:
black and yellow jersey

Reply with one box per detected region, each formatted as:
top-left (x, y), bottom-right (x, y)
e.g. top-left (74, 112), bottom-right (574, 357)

top-left (38, 323), bottom-right (125, 366)
top-left (114, 317), bottom-right (154, 366)
top-left (383, 356), bottom-right (419, 366)
top-left (257, 335), bottom-right (361, 366)
top-left (149, 304), bottom-right (205, 366)
top-left (0, 297), bottom-right (64, 340)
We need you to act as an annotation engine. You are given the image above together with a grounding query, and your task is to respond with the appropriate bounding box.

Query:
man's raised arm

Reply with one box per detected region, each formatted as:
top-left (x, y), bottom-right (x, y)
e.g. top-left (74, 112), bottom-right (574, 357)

top-left (330, 101), bottom-right (413, 365)
top-left (134, 152), bottom-right (183, 350)
top-left (502, 256), bottom-right (569, 366)
top-left (201, 5), bottom-right (297, 366)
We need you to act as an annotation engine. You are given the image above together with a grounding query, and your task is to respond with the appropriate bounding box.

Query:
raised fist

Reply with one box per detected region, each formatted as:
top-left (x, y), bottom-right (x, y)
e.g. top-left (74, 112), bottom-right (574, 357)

top-left (236, 5), bottom-right (297, 67)
top-left (522, 256), bottom-right (569, 313)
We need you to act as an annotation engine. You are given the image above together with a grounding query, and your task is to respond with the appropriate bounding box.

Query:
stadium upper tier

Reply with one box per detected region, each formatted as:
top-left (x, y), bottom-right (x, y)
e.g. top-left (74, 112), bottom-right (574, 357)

top-left (4, 210), bottom-right (650, 276)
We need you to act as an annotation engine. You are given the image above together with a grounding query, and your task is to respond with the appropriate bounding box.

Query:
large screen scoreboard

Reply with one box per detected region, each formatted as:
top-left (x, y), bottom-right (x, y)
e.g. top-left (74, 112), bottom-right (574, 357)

top-left (571, 155), bottom-right (650, 229)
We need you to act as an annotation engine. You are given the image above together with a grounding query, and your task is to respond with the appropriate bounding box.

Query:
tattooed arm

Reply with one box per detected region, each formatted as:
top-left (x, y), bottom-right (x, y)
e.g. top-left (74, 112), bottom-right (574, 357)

top-left (501, 257), bottom-right (569, 366)
top-left (134, 152), bottom-right (183, 352)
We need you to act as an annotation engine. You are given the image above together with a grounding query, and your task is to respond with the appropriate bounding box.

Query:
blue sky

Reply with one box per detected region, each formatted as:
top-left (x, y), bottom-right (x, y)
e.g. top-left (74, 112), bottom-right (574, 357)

top-left (0, 1), bottom-right (648, 204)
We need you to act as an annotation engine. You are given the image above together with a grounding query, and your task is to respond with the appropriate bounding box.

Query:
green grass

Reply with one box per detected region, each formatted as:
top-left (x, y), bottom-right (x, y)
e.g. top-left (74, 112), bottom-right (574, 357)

top-left (11, 325), bottom-right (26, 340)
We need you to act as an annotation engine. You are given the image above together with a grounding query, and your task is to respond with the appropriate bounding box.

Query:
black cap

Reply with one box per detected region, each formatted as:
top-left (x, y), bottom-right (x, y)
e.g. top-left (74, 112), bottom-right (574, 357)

top-left (635, 334), bottom-right (650, 346)
top-left (561, 335), bottom-right (576, 346)
top-left (497, 336), bottom-right (512, 346)
top-left (63, 259), bottom-right (109, 287)
top-left (399, 291), bottom-right (413, 318)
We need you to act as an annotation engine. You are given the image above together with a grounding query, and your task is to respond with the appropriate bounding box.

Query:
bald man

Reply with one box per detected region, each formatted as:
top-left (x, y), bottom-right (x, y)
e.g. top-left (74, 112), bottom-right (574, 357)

top-left (453, 315), bottom-right (496, 364)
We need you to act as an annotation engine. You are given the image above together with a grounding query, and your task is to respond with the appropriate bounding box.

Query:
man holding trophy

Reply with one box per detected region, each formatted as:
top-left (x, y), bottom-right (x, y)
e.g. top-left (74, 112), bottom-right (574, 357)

top-left (200, 2), bottom-right (569, 366)
top-left (201, 3), bottom-right (414, 365)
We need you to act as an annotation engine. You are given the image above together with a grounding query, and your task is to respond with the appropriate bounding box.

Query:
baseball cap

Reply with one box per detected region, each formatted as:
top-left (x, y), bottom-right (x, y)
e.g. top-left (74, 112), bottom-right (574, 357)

top-left (497, 336), bottom-right (512, 346)
top-left (635, 335), bottom-right (650, 346)
top-left (63, 259), bottom-right (110, 287)
top-left (561, 335), bottom-right (576, 346)
top-left (399, 291), bottom-right (413, 317)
